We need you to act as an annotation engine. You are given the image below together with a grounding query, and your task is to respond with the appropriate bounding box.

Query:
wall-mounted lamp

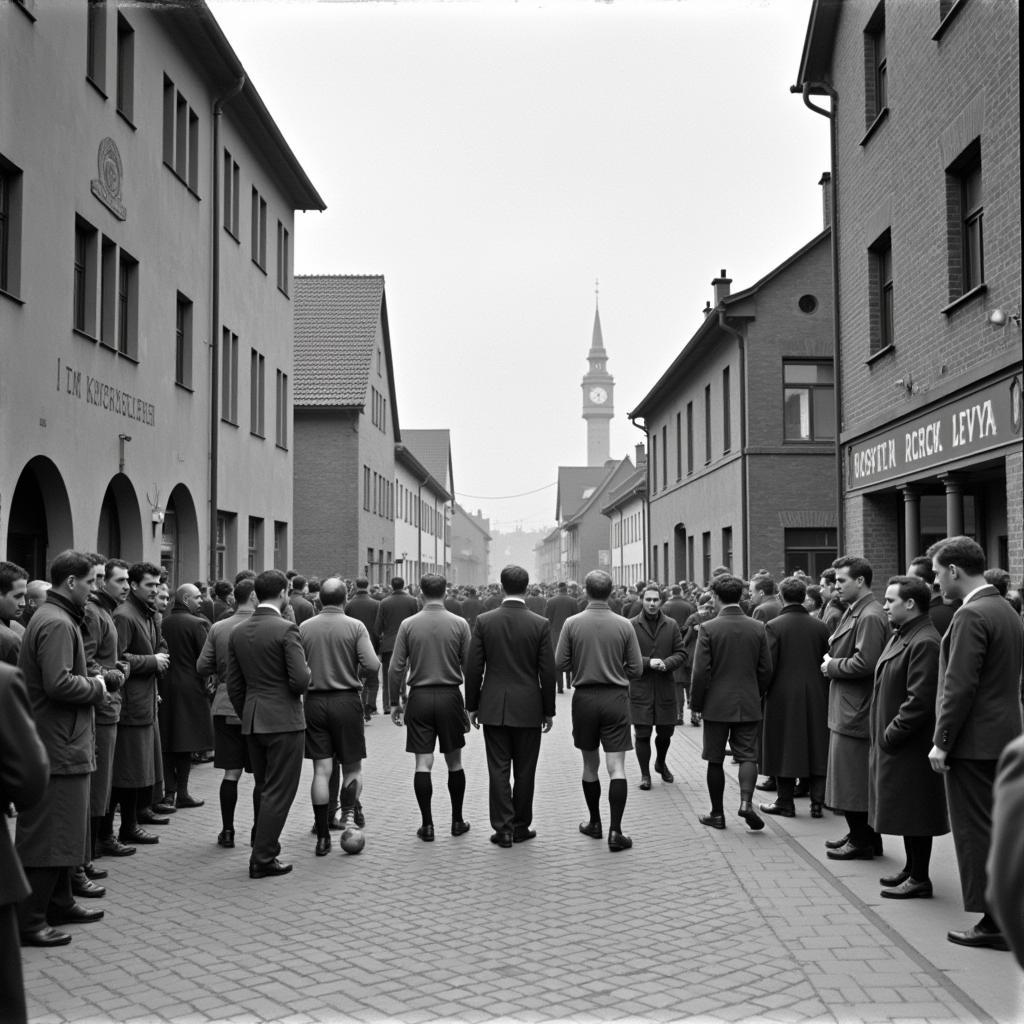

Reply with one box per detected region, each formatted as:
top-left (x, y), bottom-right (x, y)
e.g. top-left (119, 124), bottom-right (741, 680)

top-left (988, 308), bottom-right (1021, 327)
top-left (118, 433), bottom-right (132, 474)
top-left (894, 377), bottom-right (914, 393)
top-left (146, 485), bottom-right (164, 535)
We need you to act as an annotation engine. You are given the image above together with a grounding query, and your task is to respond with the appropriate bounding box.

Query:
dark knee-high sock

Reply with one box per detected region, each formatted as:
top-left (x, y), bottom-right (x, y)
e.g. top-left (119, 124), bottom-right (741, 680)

top-left (608, 779), bottom-right (627, 833)
top-left (737, 761), bottom-right (757, 803)
top-left (845, 810), bottom-right (871, 846)
top-left (447, 769), bottom-right (466, 822)
top-left (582, 778), bottom-right (601, 824)
top-left (654, 734), bottom-right (671, 766)
top-left (174, 753), bottom-right (192, 797)
top-left (908, 835), bottom-right (933, 882)
top-left (220, 779), bottom-right (238, 830)
top-left (414, 771), bottom-right (433, 826)
top-left (312, 802), bottom-right (329, 839)
top-left (635, 736), bottom-right (652, 776)
top-left (707, 763), bottom-right (725, 815)
top-left (328, 762), bottom-right (341, 819)
top-left (340, 780), bottom-right (358, 827)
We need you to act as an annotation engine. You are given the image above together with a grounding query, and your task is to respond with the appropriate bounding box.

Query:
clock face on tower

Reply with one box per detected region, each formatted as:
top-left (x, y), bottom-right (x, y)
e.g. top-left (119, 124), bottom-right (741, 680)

top-left (588, 386), bottom-right (608, 405)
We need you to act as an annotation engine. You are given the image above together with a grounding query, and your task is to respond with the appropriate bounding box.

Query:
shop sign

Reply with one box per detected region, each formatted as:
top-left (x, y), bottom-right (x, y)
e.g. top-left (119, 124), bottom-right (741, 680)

top-left (847, 375), bottom-right (1022, 491)
top-left (57, 357), bottom-right (156, 427)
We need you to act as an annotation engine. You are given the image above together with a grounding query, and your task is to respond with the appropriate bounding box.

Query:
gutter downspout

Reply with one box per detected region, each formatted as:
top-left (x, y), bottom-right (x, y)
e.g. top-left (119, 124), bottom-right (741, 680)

top-left (716, 311), bottom-right (748, 578)
top-left (628, 415), bottom-right (649, 581)
top-left (209, 73), bottom-right (246, 582)
top-left (796, 80), bottom-right (843, 554)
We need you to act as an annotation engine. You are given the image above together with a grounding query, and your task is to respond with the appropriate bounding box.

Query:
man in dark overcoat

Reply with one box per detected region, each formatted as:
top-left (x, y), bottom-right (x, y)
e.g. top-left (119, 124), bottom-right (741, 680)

top-left (759, 576), bottom-right (831, 818)
top-left (346, 577), bottom-right (382, 721)
top-left (988, 734), bottom-right (1024, 967)
top-left (373, 576), bottom-right (419, 713)
top-left (544, 582), bottom-right (578, 693)
top-left (661, 585), bottom-right (695, 722)
top-left (868, 575), bottom-right (948, 900)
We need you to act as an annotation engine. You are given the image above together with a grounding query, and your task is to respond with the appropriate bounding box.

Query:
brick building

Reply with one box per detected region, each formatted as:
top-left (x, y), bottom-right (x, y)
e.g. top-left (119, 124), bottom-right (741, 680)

top-left (797, 0), bottom-right (1022, 579)
top-left (629, 226), bottom-right (837, 585)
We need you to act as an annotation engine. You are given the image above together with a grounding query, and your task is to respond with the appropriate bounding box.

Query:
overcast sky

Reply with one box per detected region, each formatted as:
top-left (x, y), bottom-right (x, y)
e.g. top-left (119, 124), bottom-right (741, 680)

top-left (208, 0), bottom-right (830, 533)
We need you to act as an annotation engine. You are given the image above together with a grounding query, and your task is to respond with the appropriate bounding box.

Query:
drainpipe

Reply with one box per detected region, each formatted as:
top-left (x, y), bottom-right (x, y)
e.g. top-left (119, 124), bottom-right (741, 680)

top-left (795, 80), bottom-right (844, 554)
top-left (209, 73), bottom-right (246, 582)
top-left (628, 415), bottom-right (649, 581)
top-left (715, 312), bottom-right (748, 579)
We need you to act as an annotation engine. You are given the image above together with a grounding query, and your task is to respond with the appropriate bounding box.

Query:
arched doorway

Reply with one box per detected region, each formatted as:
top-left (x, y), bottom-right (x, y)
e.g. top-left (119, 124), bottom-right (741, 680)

top-left (97, 474), bottom-right (144, 562)
top-left (6, 456), bottom-right (75, 580)
top-left (160, 484), bottom-right (200, 588)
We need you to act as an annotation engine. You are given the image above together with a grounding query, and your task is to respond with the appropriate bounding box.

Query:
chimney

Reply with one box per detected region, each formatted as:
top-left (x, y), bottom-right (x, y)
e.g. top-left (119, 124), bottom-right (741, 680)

top-left (712, 269), bottom-right (731, 305)
top-left (819, 171), bottom-right (832, 228)
top-left (703, 300), bottom-right (713, 317)
top-left (635, 442), bottom-right (647, 466)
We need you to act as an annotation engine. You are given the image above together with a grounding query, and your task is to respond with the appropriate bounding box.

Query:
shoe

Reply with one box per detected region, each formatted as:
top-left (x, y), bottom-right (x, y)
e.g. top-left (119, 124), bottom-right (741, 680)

top-left (755, 778), bottom-right (777, 792)
top-left (639, 776), bottom-right (652, 791)
top-left (451, 820), bottom-right (471, 836)
top-left (513, 828), bottom-right (536, 843)
top-left (249, 859), bottom-right (293, 879)
top-left (315, 835), bottom-right (331, 857)
top-left (881, 879), bottom-right (933, 900)
top-left (579, 820), bottom-right (603, 839)
top-left (416, 825), bottom-right (435, 842)
top-left (328, 816), bottom-right (343, 831)
top-left (21, 926), bottom-right (72, 947)
top-left (810, 802), bottom-right (824, 818)
top-left (151, 800), bottom-right (177, 815)
top-left (71, 871), bottom-right (106, 900)
top-left (490, 831), bottom-right (513, 848)
top-left (654, 761), bottom-right (674, 784)
top-left (119, 826), bottom-right (159, 845)
top-left (137, 810), bottom-right (170, 826)
top-left (97, 836), bottom-right (136, 857)
top-left (699, 813), bottom-right (726, 830)
top-left (880, 868), bottom-right (910, 887)
top-left (826, 841), bottom-right (874, 860)
top-left (738, 803), bottom-right (765, 831)
top-left (607, 830), bottom-right (633, 851)
top-left (48, 903), bottom-right (104, 925)
top-left (175, 794), bottom-right (205, 809)
top-left (353, 803), bottom-right (366, 829)
top-left (947, 925), bottom-right (1009, 950)
top-left (825, 832), bottom-right (850, 850)
top-left (217, 829), bottom-right (235, 849)
top-left (83, 862), bottom-right (107, 880)
top-left (760, 801), bottom-right (795, 818)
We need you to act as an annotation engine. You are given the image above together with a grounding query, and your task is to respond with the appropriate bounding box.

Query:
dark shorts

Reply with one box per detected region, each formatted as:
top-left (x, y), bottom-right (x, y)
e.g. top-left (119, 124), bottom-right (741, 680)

top-left (213, 715), bottom-right (252, 772)
top-left (702, 720), bottom-right (759, 764)
top-left (304, 690), bottom-right (367, 763)
top-left (571, 685), bottom-right (633, 753)
top-left (404, 686), bottom-right (467, 755)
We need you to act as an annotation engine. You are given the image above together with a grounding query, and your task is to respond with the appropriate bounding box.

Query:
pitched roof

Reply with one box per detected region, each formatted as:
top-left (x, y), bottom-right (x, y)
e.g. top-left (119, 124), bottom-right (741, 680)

top-left (600, 465), bottom-right (647, 516)
top-left (292, 275), bottom-right (385, 408)
top-left (556, 465), bottom-right (618, 522)
top-left (563, 458), bottom-right (635, 527)
top-left (403, 429), bottom-right (453, 495)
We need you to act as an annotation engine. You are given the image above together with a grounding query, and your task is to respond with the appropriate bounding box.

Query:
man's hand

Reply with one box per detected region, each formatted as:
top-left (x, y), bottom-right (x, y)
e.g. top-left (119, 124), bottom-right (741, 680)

top-left (468, 711), bottom-right (480, 730)
top-left (541, 716), bottom-right (553, 734)
top-left (155, 652), bottom-right (170, 672)
top-left (391, 703), bottom-right (404, 727)
top-left (650, 658), bottom-right (666, 672)
top-left (928, 745), bottom-right (949, 773)
top-left (820, 654), bottom-right (833, 677)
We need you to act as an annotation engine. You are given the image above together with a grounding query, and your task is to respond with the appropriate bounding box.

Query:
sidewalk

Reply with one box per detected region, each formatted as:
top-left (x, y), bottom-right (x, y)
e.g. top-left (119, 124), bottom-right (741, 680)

top-left (18, 696), bottom-right (1024, 1024)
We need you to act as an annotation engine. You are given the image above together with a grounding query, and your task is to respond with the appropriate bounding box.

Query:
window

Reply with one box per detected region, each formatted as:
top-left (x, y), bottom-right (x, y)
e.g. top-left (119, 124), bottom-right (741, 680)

top-left (175, 293), bottom-right (192, 388)
top-left (250, 349), bottom-right (265, 437)
top-left (946, 141), bottom-right (984, 302)
top-left (687, 535), bottom-right (695, 582)
top-left (869, 230), bottom-right (894, 353)
top-left (675, 412), bottom-right (682, 481)
top-left (864, 4), bottom-right (887, 128)
top-left (370, 387), bottom-right (387, 433)
top-left (721, 527), bottom-right (733, 572)
top-left (783, 361), bottom-right (835, 442)
top-left (86, 0), bottom-right (107, 92)
top-left (784, 528), bottom-right (837, 580)
top-left (247, 517), bottom-right (263, 572)
top-left (275, 370), bottom-right (288, 448)
top-left (100, 236), bottom-right (116, 346)
top-left (276, 221), bottom-right (290, 295)
top-left (363, 466), bottom-right (371, 511)
top-left (116, 13), bottom-right (134, 121)
top-left (221, 328), bottom-right (239, 423)
top-left (0, 156), bottom-right (22, 297)
top-left (273, 521), bottom-right (288, 570)
top-left (250, 187), bottom-right (267, 268)
top-left (686, 402), bottom-right (694, 475)
top-left (73, 217), bottom-right (98, 335)
top-left (651, 433), bottom-right (658, 492)
top-left (722, 366), bottom-right (732, 453)
top-left (223, 151), bottom-right (240, 237)
top-left (162, 75), bottom-right (199, 191)
top-left (704, 384), bottom-right (712, 464)
top-left (117, 249), bottom-right (137, 358)
top-left (702, 532), bottom-right (711, 586)
top-left (652, 545), bottom-right (658, 583)
top-left (661, 425), bottom-right (667, 489)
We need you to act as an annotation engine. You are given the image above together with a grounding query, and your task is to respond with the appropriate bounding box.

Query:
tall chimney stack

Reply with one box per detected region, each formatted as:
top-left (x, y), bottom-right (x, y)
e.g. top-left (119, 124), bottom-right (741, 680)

top-left (712, 269), bottom-right (732, 306)
top-left (819, 171), bottom-right (832, 228)
top-left (635, 442), bottom-right (647, 466)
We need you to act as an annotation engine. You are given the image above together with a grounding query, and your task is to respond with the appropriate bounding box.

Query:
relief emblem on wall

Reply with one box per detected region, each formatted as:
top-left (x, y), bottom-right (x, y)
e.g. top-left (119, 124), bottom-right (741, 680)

top-left (91, 137), bottom-right (126, 220)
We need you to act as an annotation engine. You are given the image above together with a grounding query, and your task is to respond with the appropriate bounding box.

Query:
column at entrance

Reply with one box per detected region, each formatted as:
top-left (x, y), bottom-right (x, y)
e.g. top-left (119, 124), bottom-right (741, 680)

top-left (899, 485), bottom-right (920, 562)
top-left (939, 474), bottom-right (964, 536)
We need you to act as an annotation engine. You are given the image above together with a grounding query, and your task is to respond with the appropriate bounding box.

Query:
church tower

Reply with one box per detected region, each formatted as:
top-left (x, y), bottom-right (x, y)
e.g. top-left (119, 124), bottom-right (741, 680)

top-left (581, 287), bottom-right (614, 466)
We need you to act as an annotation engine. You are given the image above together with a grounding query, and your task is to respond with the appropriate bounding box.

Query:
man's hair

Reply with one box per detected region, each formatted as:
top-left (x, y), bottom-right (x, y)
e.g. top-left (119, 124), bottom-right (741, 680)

top-left (499, 565), bottom-right (529, 596)
top-left (557, 581), bottom-right (568, 593)
top-left (584, 570), bottom-right (613, 601)
top-left (87, 552), bottom-right (107, 567)
top-left (754, 576), bottom-right (777, 597)
top-left (291, 575), bottom-right (307, 591)
top-left (319, 576), bottom-right (348, 606)
top-left (0, 560), bottom-right (29, 596)
top-left (128, 561), bottom-right (163, 585)
top-left (233, 579), bottom-right (256, 606)
top-left (908, 556), bottom-right (935, 585)
top-left (642, 585), bottom-right (662, 598)
top-left (886, 575), bottom-right (932, 612)
top-left (804, 584), bottom-right (824, 610)
top-left (670, 584), bottom-right (681, 596)
top-left (213, 580), bottom-right (233, 601)
top-left (49, 549), bottom-right (93, 585)
top-left (234, 569), bottom-right (257, 584)
top-left (778, 576), bottom-right (807, 604)
top-left (420, 574), bottom-right (447, 599)
top-left (390, 576), bottom-right (405, 590)
top-left (711, 565), bottom-right (732, 579)
top-left (254, 569), bottom-right (289, 602)
top-left (926, 535), bottom-right (986, 576)
top-left (355, 577), bottom-right (370, 590)
top-left (984, 568), bottom-right (1011, 597)
top-left (832, 555), bottom-right (873, 587)
top-left (103, 558), bottom-right (128, 581)
top-left (709, 574), bottom-right (744, 604)
top-left (820, 567), bottom-right (837, 585)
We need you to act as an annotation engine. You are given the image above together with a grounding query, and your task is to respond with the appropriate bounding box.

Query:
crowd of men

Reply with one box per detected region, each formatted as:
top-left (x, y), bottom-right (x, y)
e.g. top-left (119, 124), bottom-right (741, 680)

top-left (2, 538), bottom-right (1024, 1023)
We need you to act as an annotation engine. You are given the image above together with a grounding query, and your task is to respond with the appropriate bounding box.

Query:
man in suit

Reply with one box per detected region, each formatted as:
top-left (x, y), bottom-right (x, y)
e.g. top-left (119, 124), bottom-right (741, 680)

top-left (465, 565), bottom-right (556, 847)
top-left (691, 574), bottom-right (773, 832)
top-left (226, 569), bottom-right (311, 879)
top-left (544, 582), bottom-right (578, 693)
top-left (346, 577), bottom-right (382, 721)
top-left (927, 535), bottom-right (1024, 950)
top-left (751, 576), bottom-right (783, 623)
top-left (461, 587), bottom-right (484, 630)
top-left (988, 734), bottom-right (1024, 967)
top-left (374, 576), bottom-right (419, 713)
top-left (661, 585), bottom-right (696, 723)
top-left (820, 555), bottom-right (890, 860)
top-left (908, 555), bottom-right (960, 637)
top-left (524, 585), bottom-right (547, 616)
top-left (288, 575), bottom-right (316, 626)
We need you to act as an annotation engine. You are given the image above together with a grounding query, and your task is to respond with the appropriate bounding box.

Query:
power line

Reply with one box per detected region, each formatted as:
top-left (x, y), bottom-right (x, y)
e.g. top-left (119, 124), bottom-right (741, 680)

top-left (456, 481), bottom-right (556, 500)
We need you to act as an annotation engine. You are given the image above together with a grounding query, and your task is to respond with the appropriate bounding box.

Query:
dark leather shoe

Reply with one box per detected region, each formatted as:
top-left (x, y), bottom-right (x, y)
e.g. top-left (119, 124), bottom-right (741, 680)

top-left (825, 832), bottom-right (850, 849)
top-left (760, 801), bottom-right (795, 818)
top-left (699, 813), bottom-right (726, 830)
top-left (137, 810), bottom-right (170, 826)
top-left (451, 820), bottom-right (471, 836)
top-left (315, 835), bottom-right (331, 857)
top-left (21, 926), bottom-right (72, 947)
top-left (738, 804), bottom-right (765, 831)
top-left (83, 862), bottom-right (107, 880)
top-left (607, 830), bottom-right (632, 851)
top-left (826, 841), bottom-right (874, 860)
top-left (152, 800), bottom-right (176, 815)
top-left (947, 925), bottom-right (1009, 950)
top-left (880, 868), bottom-right (911, 887)
top-left (97, 836), bottom-right (136, 857)
top-left (881, 879), bottom-right (933, 900)
top-left (119, 826), bottom-right (159, 845)
top-left (217, 829), bottom-right (235, 849)
top-left (654, 761), bottom-right (674, 784)
top-left (249, 859), bottom-right (293, 879)
top-left (71, 872), bottom-right (106, 899)
top-left (49, 903), bottom-right (104, 925)
top-left (579, 820), bottom-right (603, 839)
top-left (175, 794), bottom-right (205, 809)
top-left (810, 802), bottom-right (824, 818)
top-left (638, 776), bottom-right (652, 791)
top-left (513, 828), bottom-right (536, 843)
top-left (490, 831), bottom-right (513, 848)
top-left (755, 778), bottom-right (777, 792)
top-left (353, 802), bottom-right (366, 829)
top-left (416, 825), bottom-right (435, 842)
top-left (328, 816), bottom-right (343, 831)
